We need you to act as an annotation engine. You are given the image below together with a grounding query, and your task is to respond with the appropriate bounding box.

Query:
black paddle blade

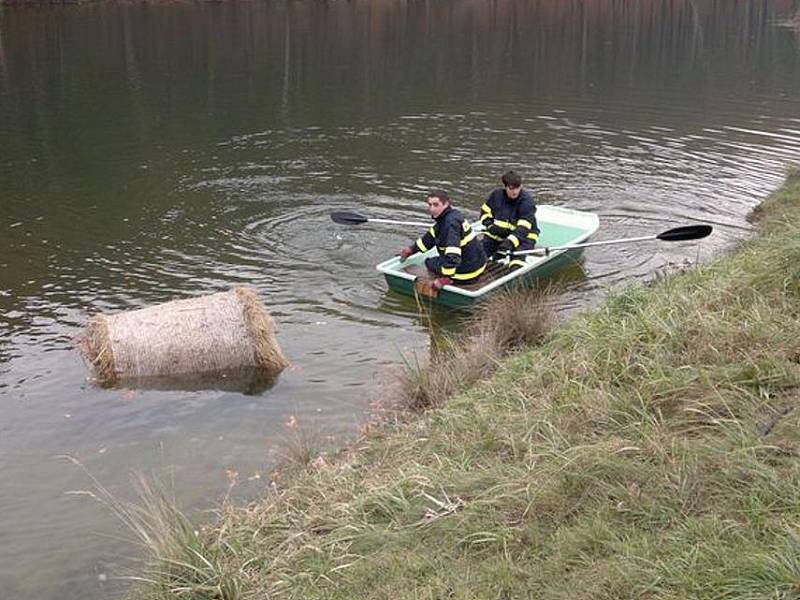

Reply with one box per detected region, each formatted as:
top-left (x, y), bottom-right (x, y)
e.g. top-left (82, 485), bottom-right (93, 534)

top-left (657, 224), bottom-right (713, 242)
top-left (330, 211), bottom-right (368, 225)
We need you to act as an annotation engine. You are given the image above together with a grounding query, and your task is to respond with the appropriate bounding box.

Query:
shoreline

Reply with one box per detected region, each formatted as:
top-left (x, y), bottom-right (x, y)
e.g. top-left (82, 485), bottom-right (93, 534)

top-left (129, 166), bottom-right (800, 599)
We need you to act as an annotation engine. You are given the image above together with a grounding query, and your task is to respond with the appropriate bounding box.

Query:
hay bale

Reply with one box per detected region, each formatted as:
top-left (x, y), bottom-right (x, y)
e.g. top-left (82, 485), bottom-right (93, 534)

top-left (78, 287), bottom-right (289, 387)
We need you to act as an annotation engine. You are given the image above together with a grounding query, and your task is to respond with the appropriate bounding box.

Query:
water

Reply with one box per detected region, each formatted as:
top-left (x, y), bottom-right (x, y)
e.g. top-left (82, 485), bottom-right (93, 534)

top-left (1, 1), bottom-right (799, 597)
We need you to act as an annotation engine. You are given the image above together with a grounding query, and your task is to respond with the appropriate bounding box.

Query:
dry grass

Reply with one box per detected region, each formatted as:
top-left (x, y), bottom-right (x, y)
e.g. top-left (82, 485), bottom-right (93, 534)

top-left (236, 287), bottom-right (290, 373)
top-left (276, 419), bottom-right (327, 469)
top-left (63, 457), bottom-right (243, 600)
top-left (394, 286), bottom-right (555, 412)
top-left (469, 284), bottom-right (556, 348)
top-left (76, 315), bottom-right (117, 385)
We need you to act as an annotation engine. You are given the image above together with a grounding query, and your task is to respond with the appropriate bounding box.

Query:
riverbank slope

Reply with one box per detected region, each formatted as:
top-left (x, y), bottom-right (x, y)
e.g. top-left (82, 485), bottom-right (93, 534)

top-left (134, 167), bottom-right (800, 599)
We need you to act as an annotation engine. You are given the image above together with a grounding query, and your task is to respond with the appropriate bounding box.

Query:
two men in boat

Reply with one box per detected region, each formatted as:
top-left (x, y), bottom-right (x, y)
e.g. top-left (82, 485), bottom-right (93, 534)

top-left (398, 190), bottom-right (487, 292)
top-left (399, 171), bottom-right (539, 290)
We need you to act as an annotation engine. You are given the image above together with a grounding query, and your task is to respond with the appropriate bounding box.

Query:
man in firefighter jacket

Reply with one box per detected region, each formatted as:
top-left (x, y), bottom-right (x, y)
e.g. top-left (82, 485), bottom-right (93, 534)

top-left (398, 191), bottom-right (487, 292)
top-left (480, 170), bottom-right (540, 269)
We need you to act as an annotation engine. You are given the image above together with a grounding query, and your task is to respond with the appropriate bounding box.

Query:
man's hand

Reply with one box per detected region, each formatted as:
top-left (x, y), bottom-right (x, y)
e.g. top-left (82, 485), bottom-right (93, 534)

top-left (431, 277), bottom-right (452, 292)
top-left (492, 238), bottom-right (514, 260)
top-left (399, 247), bottom-right (415, 261)
top-left (487, 224), bottom-right (505, 237)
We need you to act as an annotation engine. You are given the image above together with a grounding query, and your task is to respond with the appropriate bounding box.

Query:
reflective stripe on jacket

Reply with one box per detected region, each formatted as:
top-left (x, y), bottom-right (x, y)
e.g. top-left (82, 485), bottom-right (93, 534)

top-left (479, 188), bottom-right (540, 248)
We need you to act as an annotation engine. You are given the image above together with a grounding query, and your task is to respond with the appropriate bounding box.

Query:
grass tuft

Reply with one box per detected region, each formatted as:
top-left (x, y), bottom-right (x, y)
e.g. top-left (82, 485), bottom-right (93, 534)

top-left (276, 416), bottom-right (327, 468)
top-left (63, 457), bottom-right (242, 600)
top-left (393, 286), bottom-right (555, 412)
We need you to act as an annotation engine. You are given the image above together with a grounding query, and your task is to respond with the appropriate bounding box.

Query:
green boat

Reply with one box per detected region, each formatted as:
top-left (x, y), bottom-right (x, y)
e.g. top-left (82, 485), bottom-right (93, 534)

top-left (375, 205), bottom-right (600, 307)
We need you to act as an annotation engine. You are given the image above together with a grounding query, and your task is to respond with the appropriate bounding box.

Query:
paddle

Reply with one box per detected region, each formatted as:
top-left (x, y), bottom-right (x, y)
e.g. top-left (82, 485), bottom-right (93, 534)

top-left (330, 211), bottom-right (431, 228)
top-left (330, 210), bottom-right (486, 231)
top-left (507, 224), bottom-right (713, 257)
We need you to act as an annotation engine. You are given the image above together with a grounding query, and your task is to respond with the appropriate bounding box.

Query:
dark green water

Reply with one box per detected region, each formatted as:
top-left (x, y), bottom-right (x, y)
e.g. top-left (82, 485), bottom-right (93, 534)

top-left (1, 1), bottom-right (799, 597)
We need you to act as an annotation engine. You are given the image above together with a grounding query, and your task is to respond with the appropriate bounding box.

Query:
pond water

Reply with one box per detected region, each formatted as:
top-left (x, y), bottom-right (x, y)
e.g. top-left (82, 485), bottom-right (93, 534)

top-left (1, 1), bottom-right (799, 597)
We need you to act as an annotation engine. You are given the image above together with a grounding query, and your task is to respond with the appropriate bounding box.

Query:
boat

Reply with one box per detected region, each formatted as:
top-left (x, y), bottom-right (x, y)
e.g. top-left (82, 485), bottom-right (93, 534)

top-left (375, 204), bottom-right (600, 307)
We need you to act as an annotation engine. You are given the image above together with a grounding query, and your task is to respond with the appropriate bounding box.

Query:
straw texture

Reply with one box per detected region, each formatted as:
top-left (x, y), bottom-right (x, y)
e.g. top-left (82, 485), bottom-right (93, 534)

top-left (78, 287), bottom-right (288, 387)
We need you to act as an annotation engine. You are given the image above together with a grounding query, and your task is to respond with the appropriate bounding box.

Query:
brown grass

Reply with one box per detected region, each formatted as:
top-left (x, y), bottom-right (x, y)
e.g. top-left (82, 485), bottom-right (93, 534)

top-left (394, 285), bottom-right (556, 412)
top-left (236, 287), bottom-right (290, 372)
top-left (77, 314), bottom-right (117, 385)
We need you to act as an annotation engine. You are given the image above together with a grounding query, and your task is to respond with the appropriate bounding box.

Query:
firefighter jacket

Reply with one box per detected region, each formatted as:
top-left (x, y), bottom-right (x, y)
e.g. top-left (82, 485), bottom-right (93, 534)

top-left (479, 188), bottom-right (540, 249)
top-left (409, 206), bottom-right (487, 281)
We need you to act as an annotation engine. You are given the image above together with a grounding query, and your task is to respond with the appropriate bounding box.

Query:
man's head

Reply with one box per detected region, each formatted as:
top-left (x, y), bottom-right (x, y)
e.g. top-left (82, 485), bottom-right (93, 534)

top-left (502, 170), bottom-right (523, 199)
top-left (426, 190), bottom-right (451, 218)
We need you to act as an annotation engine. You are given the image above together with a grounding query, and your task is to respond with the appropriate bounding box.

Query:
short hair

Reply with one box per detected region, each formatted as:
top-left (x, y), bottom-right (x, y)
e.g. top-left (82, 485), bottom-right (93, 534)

top-left (427, 190), bottom-right (450, 204)
top-left (501, 170), bottom-right (522, 188)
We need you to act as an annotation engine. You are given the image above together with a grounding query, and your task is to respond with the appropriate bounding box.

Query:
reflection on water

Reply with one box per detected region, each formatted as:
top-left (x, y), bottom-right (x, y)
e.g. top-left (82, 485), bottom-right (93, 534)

top-left (108, 367), bottom-right (280, 396)
top-left (0, 1), bottom-right (799, 598)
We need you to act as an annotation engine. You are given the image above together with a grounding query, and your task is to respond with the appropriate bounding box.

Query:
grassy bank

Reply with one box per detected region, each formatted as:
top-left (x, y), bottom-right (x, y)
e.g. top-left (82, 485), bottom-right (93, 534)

top-left (132, 168), bottom-right (800, 599)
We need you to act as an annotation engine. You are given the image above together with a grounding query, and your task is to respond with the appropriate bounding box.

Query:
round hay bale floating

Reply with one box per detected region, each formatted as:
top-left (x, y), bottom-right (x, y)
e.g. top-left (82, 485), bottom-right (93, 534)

top-left (78, 287), bottom-right (289, 387)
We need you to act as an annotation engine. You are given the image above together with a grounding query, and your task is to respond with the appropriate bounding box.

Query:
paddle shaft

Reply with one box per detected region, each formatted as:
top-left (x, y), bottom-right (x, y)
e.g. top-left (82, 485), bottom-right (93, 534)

top-left (513, 232), bottom-right (703, 257)
top-left (368, 217), bottom-right (432, 227)
top-left (523, 234), bottom-right (657, 255)
top-left (334, 214), bottom-right (485, 232)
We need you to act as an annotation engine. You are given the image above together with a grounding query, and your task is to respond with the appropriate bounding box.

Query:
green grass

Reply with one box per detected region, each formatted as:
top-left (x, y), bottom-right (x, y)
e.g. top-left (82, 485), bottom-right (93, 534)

top-left (130, 167), bottom-right (800, 599)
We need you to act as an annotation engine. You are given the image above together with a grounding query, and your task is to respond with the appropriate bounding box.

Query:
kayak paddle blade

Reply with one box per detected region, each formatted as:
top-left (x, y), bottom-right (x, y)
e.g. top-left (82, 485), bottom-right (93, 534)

top-left (330, 211), bottom-right (369, 225)
top-left (657, 225), bottom-right (713, 242)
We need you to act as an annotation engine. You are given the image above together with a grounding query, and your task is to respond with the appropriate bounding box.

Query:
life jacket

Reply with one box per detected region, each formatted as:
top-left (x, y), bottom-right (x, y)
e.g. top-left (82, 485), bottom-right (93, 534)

top-left (412, 206), bottom-right (487, 281)
top-left (479, 188), bottom-right (540, 249)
